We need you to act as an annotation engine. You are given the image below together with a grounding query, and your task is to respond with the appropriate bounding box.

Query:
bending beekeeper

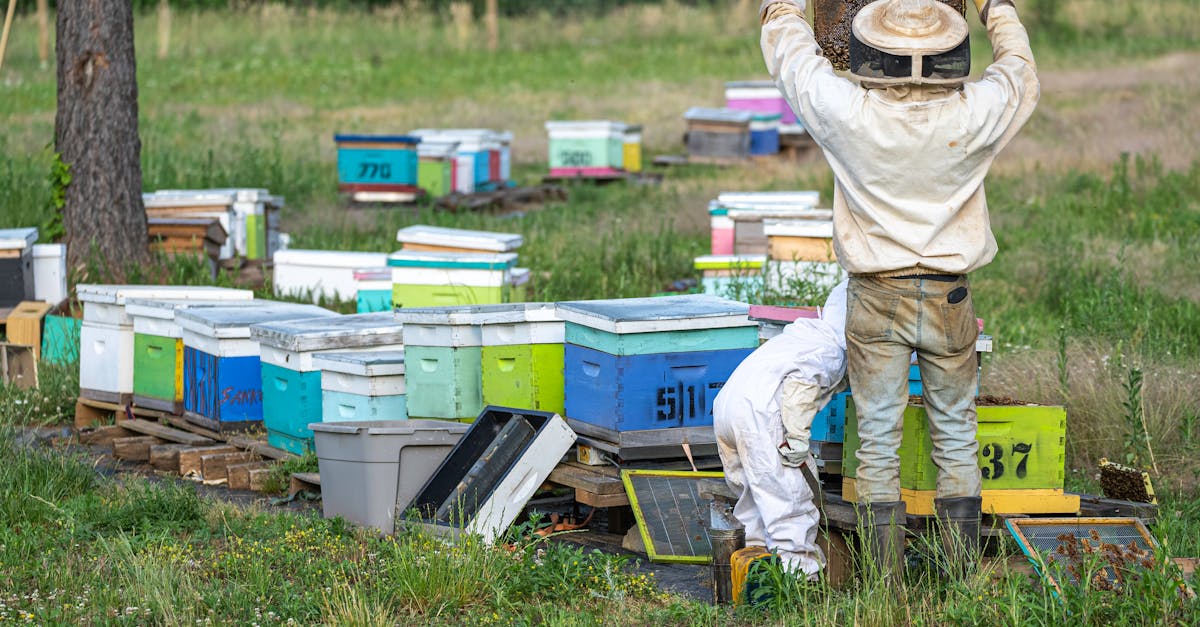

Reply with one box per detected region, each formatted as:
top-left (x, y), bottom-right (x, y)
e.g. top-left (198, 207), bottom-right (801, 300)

top-left (714, 281), bottom-right (848, 579)
top-left (758, 0), bottom-right (1039, 577)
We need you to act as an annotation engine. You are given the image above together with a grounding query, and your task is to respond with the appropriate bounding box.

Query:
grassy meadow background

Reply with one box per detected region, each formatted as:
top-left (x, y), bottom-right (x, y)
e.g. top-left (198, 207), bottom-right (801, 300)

top-left (1, 0), bottom-right (1199, 623)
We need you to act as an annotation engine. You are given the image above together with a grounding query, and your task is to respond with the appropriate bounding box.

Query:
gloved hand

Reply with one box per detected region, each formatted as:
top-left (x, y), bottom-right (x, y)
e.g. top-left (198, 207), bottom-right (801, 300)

top-left (974, 0), bottom-right (1014, 25)
top-left (778, 436), bottom-right (810, 467)
top-left (760, 0), bottom-right (806, 23)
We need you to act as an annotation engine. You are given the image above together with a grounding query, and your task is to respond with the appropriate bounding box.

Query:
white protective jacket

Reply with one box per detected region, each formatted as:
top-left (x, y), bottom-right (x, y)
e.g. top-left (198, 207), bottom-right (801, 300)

top-left (713, 282), bottom-right (847, 576)
top-left (761, 2), bottom-right (1040, 276)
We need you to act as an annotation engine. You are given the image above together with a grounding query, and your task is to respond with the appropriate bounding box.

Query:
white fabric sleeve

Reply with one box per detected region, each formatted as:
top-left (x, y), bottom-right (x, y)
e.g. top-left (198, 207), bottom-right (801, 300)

top-left (965, 2), bottom-right (1041, 152)
top-left (760, 10), bottom-right (860, 146)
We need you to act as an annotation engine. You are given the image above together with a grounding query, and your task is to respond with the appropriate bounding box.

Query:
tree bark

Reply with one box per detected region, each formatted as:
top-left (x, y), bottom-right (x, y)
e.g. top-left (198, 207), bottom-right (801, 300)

top-left (56, 0), bottom-right (149, 275)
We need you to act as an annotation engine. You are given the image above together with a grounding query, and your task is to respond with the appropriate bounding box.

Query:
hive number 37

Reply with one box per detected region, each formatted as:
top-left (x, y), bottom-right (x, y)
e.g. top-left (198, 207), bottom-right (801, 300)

top-left (981, 442), bottom-right (1034, 480)
top-left (357, 162), bottom-right (393, 180)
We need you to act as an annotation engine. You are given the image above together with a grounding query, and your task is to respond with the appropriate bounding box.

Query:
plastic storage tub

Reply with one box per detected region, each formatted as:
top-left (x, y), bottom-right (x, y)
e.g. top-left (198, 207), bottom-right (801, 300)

top-left (311, 419), bottom-right (469, 535)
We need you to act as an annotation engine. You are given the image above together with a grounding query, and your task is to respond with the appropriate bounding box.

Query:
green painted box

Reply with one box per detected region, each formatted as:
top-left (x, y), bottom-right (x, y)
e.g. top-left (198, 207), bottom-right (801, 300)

top-left (41, 315), bottom-right (82, 365)
top-left (481, 343), bottom-right (565, 414)
top-left (392, 283), bottom-right (507, 309)
top-left (404, 345), bottom-right (483, 420)
top-left (418, 159), bottom-right (453, 198)
top-left (842, 400), bottom-right (1067, 492)
top-left (133, 333), bottom-right (183, 409)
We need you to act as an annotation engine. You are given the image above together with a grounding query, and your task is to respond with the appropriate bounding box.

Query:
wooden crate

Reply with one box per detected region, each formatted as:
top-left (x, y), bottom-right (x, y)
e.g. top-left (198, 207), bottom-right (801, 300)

top-left (842, 401), bottom-right (1068, 492)
top-left (6, 301), bottom-right (52, 361)
top-left (1, 343), bottom-right (38, 389)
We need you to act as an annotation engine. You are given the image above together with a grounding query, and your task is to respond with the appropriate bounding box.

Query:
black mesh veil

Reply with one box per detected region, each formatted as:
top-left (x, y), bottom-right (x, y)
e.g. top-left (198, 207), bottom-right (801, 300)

top-left (849, 35), bottom-right (971, 83)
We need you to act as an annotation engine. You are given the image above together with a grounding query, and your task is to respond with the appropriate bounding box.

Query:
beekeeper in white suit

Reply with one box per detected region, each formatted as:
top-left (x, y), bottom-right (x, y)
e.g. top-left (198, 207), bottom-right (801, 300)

top-left (714, 281), bottom-right (848, 578)
top-left (758, 0), bottom-right (1039, 577)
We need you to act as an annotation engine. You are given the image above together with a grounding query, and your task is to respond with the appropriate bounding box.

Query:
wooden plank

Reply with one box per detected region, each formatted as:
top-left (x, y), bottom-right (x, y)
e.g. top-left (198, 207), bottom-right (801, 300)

top-left (246, 467), bottom-right (275, 492)
top-left (112, 436), bottom-right (162, 461)
top-left (0, 343), bottom-right (37, 390)
top-left (228, 461), bottom-right (273, 491)
top-left (163, 415), bottom-right (224, 441)
top-left (289, 472), bottom-right (321, 497)
top-left (6, 301), bottom-right (52, 361)
top-left (116, 418), bottom-right (214, 446)
top-left (79, 424), bottom-right (136, 446)
top-left (226, 435), bottom-right (297, 461)
top-left (149, 443), bottom-right (190, 471)
top-left (575, 488), bottom-right (629, 508)
top-left (75, 399), bottom-right (113, 428)
top-left (178, 445), bottom-right (240, 477)
top-left (548, 464), bottom-right (626, 496)
top-left (200, 451), bottom-right (258, 483)
top-left (819, 528), bottom-right (855, 588)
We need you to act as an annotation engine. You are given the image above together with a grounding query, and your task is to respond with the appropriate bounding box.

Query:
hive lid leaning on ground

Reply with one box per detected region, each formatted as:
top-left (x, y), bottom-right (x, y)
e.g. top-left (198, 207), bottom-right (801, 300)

top-left (249, 311), bottom-right (405, 352)
top-left (386, 251), bottom-right (518, 270)
top-left (0, 227), bottom-right (38, 250)
top-left (396, 225), bottom-right (523, 253)
top-left (311, 350), bottom-right (407, 377)
top-left (176, 303), bottom-right (336, 339)
top-left (555, 294), bottom-right (756, 334)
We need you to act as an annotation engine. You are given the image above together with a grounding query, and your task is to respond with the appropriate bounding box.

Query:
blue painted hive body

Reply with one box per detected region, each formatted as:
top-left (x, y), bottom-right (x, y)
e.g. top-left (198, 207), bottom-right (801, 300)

top-left (250, 312), bottom-right (405, 455)
top-left (556, 294), bottom-right (758, 434)
top-left (315, 351), bottom-right (409, 424)
top-left (334, 134), bottom-right (420, 188)
top-left (177, 303), bottom-right (336, 433)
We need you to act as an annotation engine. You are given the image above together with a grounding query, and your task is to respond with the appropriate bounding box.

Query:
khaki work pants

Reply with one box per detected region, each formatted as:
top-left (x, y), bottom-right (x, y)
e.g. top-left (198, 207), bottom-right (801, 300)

top-left (846, 276), bottom-right (982, 503)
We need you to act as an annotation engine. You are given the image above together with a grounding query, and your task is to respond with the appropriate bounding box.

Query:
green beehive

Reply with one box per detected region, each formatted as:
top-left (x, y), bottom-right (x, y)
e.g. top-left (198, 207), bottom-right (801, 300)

top-left (842, 400), bottom-right (1067, 492)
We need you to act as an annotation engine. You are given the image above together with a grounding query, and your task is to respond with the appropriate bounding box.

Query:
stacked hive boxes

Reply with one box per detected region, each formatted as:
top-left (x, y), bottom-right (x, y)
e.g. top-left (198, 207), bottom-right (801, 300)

top-left (684, 108), bottom-right (754, 162)
top-left (315, 351), bottom-right (409, 424)
top-left (478, 303), bottom-right (565, 415)
top-left (545, 121), bottom-right (638, 178)
top-left (273, 250), bottom-right (390, 304)
top-left (410, 129), bottom-right (513, 195)
top-left (0, 228), bottom-right (38, 307)
top-left (143, 189), bottom-right (284, 263)
top-left (706, 191), bottom-right (821, 255)
top-left (250, 312), bottom-right (406, 454)
top-left (77, 285), bottom-right (254, 404)
top-left (354, 269), bottom-right (394, 313)
top-left (763, 218), bottom-right (845, 291)
top-left (335, 134), bottom-right (422, 203)
top-left (557, 295), bottom-right (758, 458)
top-left (177, 303), bottom-right (335, 432)
top-left (392, 225), bottom-right (527, 308)
top-left (842, 402), bottom-right (1079, 515)
top-left (725, 80), bottom-right (798, 127)
top-left (394, 307), bottom-right (490, 423)
top-left (693, 255), bottom-right (766, 300)
top-left (127, 298), bottom-right (262, 414)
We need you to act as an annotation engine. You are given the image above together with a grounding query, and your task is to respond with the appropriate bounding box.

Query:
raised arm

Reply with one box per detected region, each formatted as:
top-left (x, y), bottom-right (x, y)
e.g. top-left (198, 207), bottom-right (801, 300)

top-left (966, 0), bottom-right (1041, 149)
top-left (760, 1), bottom-right (860, 142)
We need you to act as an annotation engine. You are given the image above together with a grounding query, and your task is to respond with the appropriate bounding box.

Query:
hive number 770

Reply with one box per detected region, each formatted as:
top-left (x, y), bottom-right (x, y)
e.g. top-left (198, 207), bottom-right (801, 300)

top-left (357, 162), bottom-right (393, 180)
top-left (981, 442), bottom-right (1034, 480)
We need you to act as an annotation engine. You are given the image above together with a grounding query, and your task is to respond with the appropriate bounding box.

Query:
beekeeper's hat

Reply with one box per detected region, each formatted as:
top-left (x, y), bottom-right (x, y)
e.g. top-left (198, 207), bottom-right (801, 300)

top-left (850, 0), bottom-right (971, 85)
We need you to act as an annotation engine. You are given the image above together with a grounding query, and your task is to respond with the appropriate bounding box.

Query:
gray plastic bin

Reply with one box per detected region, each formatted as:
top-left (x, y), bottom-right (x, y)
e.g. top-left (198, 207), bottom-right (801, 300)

top-left (310, 420), bottom-right (470, 534)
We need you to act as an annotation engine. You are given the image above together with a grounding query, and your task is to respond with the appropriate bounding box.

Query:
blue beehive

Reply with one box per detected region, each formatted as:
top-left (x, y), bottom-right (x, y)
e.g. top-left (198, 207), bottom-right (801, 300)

top-left (556, 294), bottom-right (759, 436)
top-left (177, 302), bottom-right (337, 432)
top-left (334, 134), bottom-right (420, 188)
top-left (316, 349), bottom-right (409, 423)
top-left (250, 312), bottom-right (405, 455)
top-left (816, 367), bottom-right (924, 444)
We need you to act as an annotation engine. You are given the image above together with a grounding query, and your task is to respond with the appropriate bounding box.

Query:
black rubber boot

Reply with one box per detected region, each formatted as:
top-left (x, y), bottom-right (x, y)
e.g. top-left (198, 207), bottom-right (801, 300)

top-left (934, 496), bottom-right (982, 575)
top-left (859, 501), bottom-right (906, 581)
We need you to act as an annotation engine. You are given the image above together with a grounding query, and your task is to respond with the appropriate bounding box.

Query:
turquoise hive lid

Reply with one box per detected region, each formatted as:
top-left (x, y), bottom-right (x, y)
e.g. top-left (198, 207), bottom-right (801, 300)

top-left (387, 251), bottom-right (518, 270)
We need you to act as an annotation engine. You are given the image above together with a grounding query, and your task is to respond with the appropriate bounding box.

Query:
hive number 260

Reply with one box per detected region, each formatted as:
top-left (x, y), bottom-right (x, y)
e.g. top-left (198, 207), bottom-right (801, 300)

top-left (357, 162), bottom-right (393, 180)
top-left (981, 442), bottom-right (1034, 480)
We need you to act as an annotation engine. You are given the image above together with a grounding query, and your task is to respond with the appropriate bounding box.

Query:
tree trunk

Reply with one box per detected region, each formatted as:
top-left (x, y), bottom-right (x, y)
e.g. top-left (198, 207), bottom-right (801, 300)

top-left (56, 0), bottom-right (149, 275)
